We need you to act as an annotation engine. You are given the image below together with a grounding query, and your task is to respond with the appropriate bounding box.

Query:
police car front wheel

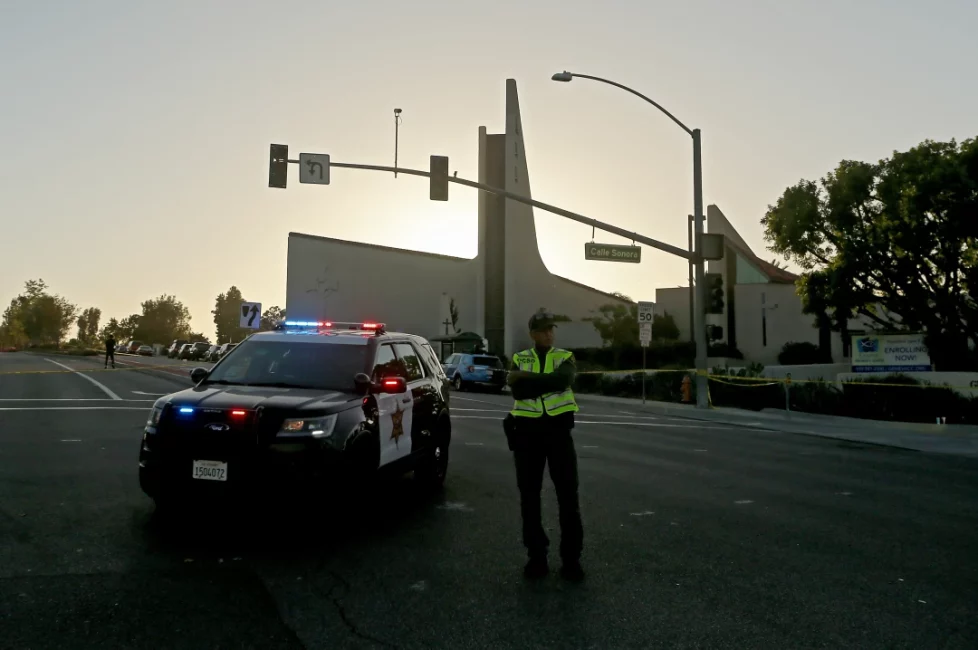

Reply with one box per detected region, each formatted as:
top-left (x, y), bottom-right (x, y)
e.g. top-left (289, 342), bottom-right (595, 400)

top-left (414, 433), bottom-right (449, 488)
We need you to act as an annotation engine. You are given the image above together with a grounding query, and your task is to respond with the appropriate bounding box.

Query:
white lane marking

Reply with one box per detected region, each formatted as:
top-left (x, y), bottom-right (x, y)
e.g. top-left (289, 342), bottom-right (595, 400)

top-left (132, 391), bottom-right (170, 396)
top-left (451, 415), bottom-right (731, 429)
top-left (437, 502), bottom-right (473, 512)
top-left (694, 449), bottom-right (708, 452)
top-left (629, 511), bottom-right (655, 516)
top-left (581, 445), bottom-right (598, 449)
top-left (464, 442), bottom-right (485, 446)
top-left (0, 406), bottom-right (148, 411)
top-left (835, 491), bottom-right (853, 496)
top-left (453, 407), bottom-right (677, 421)
top-left (734, 500), bottom-right (754, 505)
top-left (44, 358), bottom-right (121, 401)
top-left (0, 398), bottom-right (153, 402)
top-left (61, 439), bottom-right (82, 442)
top-left (452, 396), bottom-right (510, 406)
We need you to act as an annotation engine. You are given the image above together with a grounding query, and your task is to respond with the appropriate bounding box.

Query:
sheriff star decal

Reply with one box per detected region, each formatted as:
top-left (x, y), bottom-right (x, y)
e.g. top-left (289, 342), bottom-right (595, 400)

top-left (390, 402), bottom-right (405, 446)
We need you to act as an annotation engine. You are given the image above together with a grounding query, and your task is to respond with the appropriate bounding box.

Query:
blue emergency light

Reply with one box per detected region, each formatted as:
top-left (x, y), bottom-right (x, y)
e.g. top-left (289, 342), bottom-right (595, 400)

top-left (179, 407), bottom-right (194, 414)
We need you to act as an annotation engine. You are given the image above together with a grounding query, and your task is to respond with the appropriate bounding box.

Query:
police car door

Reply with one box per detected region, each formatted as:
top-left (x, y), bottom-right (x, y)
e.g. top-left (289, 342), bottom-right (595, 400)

top-left (374, 343), bottom-right (414, 467)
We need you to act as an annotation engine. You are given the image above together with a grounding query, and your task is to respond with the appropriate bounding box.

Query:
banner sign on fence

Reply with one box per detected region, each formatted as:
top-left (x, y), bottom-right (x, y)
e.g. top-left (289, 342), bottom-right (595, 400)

top-left (851, 333), bottom-right (932, 372)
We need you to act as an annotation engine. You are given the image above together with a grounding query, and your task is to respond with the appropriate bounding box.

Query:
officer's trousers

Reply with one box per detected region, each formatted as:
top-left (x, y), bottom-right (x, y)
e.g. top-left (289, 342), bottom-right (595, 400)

top-left (512, 423), bottom-right (583, 562)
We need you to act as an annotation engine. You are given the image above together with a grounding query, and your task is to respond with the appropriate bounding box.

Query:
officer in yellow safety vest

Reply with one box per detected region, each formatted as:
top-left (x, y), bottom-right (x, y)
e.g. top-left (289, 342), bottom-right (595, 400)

top-left (504, 309), bottom-right (584, 582)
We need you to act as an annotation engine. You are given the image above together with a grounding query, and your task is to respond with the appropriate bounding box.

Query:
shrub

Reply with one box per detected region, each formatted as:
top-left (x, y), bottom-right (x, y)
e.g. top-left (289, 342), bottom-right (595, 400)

top-left (568, 341), bottom-right (695, 372)
top-left (839, 374), bottom-right (974, 423)
top-left (571, 367), bottom-right (978, 424)
top-left (778, 341), bottom-right (829, 365)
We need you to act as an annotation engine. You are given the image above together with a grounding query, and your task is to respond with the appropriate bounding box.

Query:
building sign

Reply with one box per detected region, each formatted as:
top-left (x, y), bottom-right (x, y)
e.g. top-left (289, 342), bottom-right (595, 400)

top-left (584, 243), bottom-right (641, 264)
top-left (851, 333), bottom-right (932, 372)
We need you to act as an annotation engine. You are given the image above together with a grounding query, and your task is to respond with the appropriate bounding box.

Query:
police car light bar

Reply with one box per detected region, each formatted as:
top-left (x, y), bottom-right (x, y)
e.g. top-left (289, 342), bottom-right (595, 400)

top-left (278, 320), bottom-right (386, 334)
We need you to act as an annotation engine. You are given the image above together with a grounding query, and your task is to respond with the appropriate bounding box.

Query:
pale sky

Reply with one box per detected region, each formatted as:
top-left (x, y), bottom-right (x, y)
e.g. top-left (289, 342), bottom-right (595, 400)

top-left (2, 0), bottom-right (975, 340)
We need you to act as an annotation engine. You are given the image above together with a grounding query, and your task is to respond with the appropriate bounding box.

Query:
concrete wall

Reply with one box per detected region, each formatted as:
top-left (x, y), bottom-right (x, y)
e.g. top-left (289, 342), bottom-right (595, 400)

top-left (655, 287), bottom-right (693, 342)
top-left (285, 234), bottom-right (479, 343)
top-left (735, 283), bottom-right (816, 365)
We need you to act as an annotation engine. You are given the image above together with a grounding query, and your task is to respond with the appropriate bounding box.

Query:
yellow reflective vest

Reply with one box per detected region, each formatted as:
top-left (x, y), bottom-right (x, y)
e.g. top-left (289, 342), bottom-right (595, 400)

top-left (510, 347), bottom-right (580, 418)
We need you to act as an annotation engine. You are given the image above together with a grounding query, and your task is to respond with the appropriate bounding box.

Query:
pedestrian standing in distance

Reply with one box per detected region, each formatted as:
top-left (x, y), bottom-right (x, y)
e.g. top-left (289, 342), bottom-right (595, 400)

top-left (105, 334), bottom-right (116, 369)
top-left (504, 310), bottom-right (584, 581)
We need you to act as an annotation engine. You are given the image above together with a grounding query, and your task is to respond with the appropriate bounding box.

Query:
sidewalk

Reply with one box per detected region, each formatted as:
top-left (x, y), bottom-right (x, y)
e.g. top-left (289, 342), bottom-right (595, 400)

top-left (574, 393), bottom-right (978, 458)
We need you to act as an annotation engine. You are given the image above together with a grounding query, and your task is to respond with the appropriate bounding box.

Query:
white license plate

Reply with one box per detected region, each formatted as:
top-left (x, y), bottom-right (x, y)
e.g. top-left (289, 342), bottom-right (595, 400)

top-left (192, 460), bottom-right (228, 482)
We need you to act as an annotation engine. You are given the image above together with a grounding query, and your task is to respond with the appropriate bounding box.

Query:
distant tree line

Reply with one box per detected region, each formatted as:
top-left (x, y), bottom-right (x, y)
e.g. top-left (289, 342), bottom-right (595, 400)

top-left (0, 279), bottom-right (284, 350)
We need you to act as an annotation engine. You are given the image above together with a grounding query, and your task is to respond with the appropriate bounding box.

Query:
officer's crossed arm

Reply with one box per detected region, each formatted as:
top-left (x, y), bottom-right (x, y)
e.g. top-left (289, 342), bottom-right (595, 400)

top-left (508, 355), bottom-right (577, 400)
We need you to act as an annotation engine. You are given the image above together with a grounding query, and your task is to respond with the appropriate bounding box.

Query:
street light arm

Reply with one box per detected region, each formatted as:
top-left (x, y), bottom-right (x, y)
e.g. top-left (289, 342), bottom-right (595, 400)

top-left (558, 72), bottom-right (693, 137)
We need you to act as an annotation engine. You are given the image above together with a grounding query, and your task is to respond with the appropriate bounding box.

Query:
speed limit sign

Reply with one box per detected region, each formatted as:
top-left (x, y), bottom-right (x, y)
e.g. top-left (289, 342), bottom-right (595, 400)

top-left (637, 301), bottom-right (655, 324)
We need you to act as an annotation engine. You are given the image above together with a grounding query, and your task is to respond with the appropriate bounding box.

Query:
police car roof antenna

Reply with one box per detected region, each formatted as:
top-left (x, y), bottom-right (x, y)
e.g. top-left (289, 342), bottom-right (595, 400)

top-left (393, 108), bottom-right (403, 178)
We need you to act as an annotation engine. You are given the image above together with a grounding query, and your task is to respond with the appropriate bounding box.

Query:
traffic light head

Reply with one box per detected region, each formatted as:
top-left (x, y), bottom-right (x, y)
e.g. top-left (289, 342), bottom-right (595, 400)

top-left (430, 155), bottom-right (449, 201)
top-left (269, 144), bottom-right (288, 189)
top-left (705, 272), bottom-right (725, 314)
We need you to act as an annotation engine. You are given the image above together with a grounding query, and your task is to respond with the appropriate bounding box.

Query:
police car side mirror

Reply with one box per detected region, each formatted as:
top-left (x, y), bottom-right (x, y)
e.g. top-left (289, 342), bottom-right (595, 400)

top-left (379, 377), bottom-right (407, 394)
top-left (354, 373), bottom-right (373, 394)
top-left (189, 367), bottom-right (208, 384)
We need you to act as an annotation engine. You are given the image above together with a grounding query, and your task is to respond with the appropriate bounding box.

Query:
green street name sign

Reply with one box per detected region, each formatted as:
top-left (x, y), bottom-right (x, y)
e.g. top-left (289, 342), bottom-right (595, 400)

top-left (584, 243), bottom-right (642, 264)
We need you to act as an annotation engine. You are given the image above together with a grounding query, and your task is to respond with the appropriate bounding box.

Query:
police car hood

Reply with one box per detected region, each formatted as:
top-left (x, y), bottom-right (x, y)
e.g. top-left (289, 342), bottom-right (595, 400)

top-left (174, 384), bottom-right (358, 411)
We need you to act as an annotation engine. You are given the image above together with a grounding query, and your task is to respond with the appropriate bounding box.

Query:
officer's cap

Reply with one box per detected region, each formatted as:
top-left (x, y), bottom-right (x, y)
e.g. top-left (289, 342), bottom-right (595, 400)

top-left (528, 310), bottom-right (558, 332)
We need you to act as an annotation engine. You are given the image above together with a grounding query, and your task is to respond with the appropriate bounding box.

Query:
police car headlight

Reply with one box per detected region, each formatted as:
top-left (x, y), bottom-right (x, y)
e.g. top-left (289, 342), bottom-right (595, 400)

top-left (278, 414), bottom-right (338, 438)
top-left (146, 402), bottom-right (165, 427)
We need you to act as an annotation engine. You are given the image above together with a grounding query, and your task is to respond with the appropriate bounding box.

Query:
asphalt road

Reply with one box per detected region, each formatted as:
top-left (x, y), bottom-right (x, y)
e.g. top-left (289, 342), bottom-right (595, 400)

top-left (1, 351), bottom-right (976, 649)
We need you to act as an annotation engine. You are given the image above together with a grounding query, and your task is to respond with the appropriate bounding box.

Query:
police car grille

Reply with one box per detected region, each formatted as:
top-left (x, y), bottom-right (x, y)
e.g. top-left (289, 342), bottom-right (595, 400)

top-left (160, 409), bottom-right (256, 458)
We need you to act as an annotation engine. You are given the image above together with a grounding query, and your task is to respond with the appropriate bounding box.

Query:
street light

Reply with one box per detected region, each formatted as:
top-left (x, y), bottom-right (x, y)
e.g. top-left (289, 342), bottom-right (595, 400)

top-left (551, 70), bottom-right (709, 408)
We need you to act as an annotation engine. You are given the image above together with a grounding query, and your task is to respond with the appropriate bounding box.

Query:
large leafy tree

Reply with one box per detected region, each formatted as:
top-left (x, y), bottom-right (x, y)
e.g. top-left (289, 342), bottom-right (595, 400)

top-left (212, 286), bottom-right (252, 344)
top-left (98, 317), bottom-right (120, 343)
top-left (649, 311), bottom-right (680, 341)
top-left (134, 295), bottom-right (192, 344)
top-left (584, 293), bottom-right (638, 348)
top-left (762, 137), bottom-right (977, 370)
top-left (116, 315), bottom-right (141, 341)
top-left (1, 279), bottom-right (77, 346)
top-left (76, 307), bottom-right (102, 344)
top-left (260, 306), bottom-right (286, 331)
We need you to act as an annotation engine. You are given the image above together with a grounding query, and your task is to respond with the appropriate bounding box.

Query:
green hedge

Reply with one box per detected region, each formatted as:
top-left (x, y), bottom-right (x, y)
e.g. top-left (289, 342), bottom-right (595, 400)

top-left (574, 368), bottom-right (978, 424)
top-left (567, 342), bottom-right (747, 373)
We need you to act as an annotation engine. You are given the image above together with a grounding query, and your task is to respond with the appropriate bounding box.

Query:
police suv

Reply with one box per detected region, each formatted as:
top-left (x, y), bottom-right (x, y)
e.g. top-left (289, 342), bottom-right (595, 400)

top-left (138, 320), bottom-right (452, 509)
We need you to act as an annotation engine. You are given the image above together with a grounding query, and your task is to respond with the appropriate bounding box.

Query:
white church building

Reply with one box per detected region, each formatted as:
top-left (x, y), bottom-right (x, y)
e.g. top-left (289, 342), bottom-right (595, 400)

top-left (284, 79), bottom-right (631, 358)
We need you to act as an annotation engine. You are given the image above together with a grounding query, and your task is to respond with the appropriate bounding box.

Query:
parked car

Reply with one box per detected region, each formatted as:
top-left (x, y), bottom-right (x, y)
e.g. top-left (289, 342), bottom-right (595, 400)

top-left (137, 345), bottom-right (154, 356)
top-left (442, 352), bottom-right (507, 392)
top-left (177, 343), bottom-right (194, 360)
top-left (186, 342), bottom-right (211, 361)
top-left (203, 345), bottom-right (220, 362)
top-left (215, 342), bottom-right (237, 360)
top-left (167, 339), bottom-right (189, 358)
top-left (126, 340), bottom-right (144, 354)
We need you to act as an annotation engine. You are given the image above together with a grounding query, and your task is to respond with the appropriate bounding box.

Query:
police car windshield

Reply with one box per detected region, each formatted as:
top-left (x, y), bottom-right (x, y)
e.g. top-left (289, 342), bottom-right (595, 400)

top-left (203, 339), bottom-right (368, 391)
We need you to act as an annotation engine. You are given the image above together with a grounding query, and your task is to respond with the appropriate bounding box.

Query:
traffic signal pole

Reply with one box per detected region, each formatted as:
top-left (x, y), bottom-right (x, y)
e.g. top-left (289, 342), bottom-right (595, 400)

top-left (302, 158), bottom-right (695, 261)
top-left (692, 129), bottom-right (709, 409)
